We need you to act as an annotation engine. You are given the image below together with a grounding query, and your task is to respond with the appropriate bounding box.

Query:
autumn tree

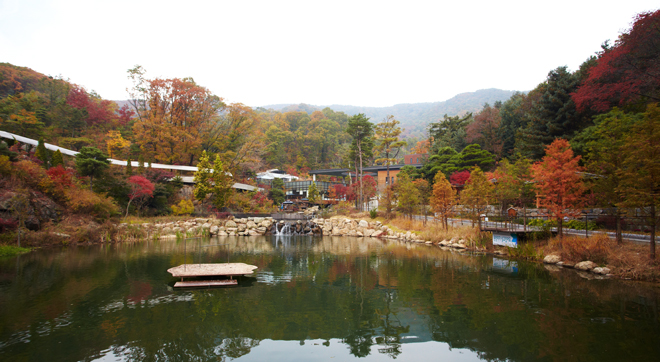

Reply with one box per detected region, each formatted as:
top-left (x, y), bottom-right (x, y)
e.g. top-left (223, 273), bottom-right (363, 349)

top-left (449, 170), bottom-right (471, 187)
top-left (204, 103), bottom-right (263, 173)
top-left (466, 103), bottom-right (502, 157)
top-left (573, 10), bottom-right (660, 113)
top-left (617, 103), bottom-right (660, 259)
top-left (531, 139), bottom-right (585, 238)
top-left (431, 172), bottom-right (456, 230)
top-left (106, 130), bottom-right (130, 159)
top-left (396, 173), bottom-right (419, 219)
top-left (128, 66), bottom-right (225, 165)
top-left (460, 167), bottom-right (494, 229)
top-left (125, 176), bottom-right (155, 218)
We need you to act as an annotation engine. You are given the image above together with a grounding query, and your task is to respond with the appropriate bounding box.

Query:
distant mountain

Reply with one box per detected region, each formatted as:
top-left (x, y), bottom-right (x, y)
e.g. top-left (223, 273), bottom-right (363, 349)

top-left (261, 88), bottom-right (520, 138)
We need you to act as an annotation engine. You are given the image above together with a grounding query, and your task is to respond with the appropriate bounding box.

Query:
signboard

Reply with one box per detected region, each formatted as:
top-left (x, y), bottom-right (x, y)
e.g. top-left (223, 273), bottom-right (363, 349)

top-left (493, 232), bottom-right (518, 248)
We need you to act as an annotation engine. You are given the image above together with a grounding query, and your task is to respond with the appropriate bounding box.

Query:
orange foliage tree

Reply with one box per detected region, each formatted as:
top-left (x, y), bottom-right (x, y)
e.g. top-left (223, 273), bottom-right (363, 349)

top-left (128, 66), bottom-right (225, 165)
top-left (531, 139), bottom-right (585, 238)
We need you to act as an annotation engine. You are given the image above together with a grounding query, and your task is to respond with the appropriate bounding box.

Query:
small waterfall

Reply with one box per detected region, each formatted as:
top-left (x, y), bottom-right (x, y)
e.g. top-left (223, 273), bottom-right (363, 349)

top-left (274, 220), bottom-right (318, 236)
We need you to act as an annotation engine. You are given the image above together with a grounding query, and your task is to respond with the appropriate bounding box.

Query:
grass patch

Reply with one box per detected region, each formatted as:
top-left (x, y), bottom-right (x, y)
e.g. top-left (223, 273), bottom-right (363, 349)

top-left (0, 245), bottom-right (32, 257)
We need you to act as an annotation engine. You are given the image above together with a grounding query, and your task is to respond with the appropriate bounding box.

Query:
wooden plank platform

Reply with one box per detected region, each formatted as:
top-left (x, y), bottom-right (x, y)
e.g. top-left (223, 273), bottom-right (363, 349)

top-left (167, 263), bottom-right (258, 278)
top-left (174, 279), bottom-right (238, 288)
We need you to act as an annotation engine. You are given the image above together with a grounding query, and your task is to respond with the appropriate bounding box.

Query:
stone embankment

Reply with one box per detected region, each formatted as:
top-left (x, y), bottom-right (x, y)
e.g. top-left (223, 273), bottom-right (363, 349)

top-left (120, 216), bottom-right (476, 250)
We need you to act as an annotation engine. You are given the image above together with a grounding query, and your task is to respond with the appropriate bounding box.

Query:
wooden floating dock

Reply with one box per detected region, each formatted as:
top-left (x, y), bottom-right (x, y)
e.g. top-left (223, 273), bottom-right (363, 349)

top-left (167, 263), bottom-right (258, 288)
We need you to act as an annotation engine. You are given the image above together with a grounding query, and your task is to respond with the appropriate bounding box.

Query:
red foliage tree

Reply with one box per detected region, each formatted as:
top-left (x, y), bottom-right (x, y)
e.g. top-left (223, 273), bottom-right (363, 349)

top-left (117, 104), bottom-right (135, 126)
top-left (572, 10), bottom-right (660, 112)
top-left (449, 170), bottom-right (471, 186)
top-left (466, 104), bottom-right (503, 156)
top-left (66, 85), bottom-right (116, 126)
top-left (125, 175), bottom-right (155, 217)
top-left (531, 139), bottom-right (585, 238)
top-left (47, 165), bottom-right (75, 192)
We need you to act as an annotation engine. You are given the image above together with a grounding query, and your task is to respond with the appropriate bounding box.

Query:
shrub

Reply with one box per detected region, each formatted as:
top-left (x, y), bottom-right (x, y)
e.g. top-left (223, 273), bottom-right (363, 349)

top-left (171, 199), bottom-right (194, 215)
top-left (0, 155), bottom-right (11, 176)
top-left (13, 160), bottom-right (55, 195)
top-left (369, 208), bottom-right (378, 219)
top-left (0, 218), bottom-right (18, 232)
top-left (554, 235), bottom-right (613, 264)
top-left (65, 189), bottom-right (119, 220)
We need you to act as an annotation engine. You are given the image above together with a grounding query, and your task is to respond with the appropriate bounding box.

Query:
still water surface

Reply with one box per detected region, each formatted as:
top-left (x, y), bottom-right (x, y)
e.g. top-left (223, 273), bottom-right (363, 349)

top-left (0, 236), bottom-right (659, 361)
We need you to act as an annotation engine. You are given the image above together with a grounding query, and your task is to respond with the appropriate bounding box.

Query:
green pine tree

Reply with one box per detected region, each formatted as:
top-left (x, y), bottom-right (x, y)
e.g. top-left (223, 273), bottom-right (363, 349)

top-left (126, 157), bottom-right (133, 176)
top-left (138, 155), bottom-right (145, 174)
top-left (51, 149), bottom-right (64, 167)
top-left (36, 138), bottom-right (49, 169)
top-left (308, 181), bottom-right (320, 203)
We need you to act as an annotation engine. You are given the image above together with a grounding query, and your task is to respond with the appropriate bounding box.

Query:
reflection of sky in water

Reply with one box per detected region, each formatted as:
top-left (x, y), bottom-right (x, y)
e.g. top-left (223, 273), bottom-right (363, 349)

top-left (92, 339), bottom-right (482, 362)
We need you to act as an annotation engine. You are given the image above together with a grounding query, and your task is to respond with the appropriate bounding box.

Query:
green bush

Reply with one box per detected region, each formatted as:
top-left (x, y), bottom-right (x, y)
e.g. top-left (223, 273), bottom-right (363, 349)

top-left (565, 219), bottom-right (598, 230)
top-left (369, 208), bottom-right (378, 219)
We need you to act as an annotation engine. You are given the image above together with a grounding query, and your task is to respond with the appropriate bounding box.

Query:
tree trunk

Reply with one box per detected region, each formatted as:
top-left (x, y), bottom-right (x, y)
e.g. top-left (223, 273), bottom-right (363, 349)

top-left (558, 217), bottom-right (563, 240)
top-left (650, 204), bottom-right (656, 260)
top-left (616, 209), bottom-right (622, 245)
top-left (358, 141), bottom-right (364, 211)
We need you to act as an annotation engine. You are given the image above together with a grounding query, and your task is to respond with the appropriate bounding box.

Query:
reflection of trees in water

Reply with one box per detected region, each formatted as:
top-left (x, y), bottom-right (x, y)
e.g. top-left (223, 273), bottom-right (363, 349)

top-left (214, 336), bottom-right (259, 361)
top-left (2, 237), bottom-right (660, 361)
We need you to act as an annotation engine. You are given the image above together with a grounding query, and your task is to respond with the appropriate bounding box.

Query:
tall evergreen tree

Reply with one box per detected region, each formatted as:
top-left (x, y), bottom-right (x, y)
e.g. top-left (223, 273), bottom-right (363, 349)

top-left (51, 149), bottom-right (64, 167)
top-left (346, 113), bottom-right (374, 211)
top-left (126, 157), bottom-right (133, 176)
top-left (518, 67), bottom-right (581, 159)
top-left (36, 137), bottom-right (49, 168)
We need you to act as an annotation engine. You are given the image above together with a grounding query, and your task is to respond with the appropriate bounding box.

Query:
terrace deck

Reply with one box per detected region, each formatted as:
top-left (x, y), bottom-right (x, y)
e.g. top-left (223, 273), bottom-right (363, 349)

top-left (168, 263), bottom-right (258, 288)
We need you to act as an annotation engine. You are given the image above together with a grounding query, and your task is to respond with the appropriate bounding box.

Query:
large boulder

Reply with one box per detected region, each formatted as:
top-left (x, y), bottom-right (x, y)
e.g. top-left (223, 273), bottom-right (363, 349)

top-left (575, 261), bottom-right (596, 271)
top-left (225, 220), bottom-right (237, 228)
top-left (543, 255), bottom-right (561, 264)
top-left (358, 220), bottom-right (369, 228)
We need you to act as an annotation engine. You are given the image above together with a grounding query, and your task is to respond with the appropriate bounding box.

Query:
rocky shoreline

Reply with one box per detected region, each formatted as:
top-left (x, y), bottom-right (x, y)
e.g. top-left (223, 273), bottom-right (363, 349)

top-left (116, 215), bottom-right (628, 282)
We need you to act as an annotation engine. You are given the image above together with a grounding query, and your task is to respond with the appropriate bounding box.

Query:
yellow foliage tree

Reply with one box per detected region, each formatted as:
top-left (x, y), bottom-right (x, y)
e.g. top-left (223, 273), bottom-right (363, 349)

top-left (106, 130), bottom-right (130, 158)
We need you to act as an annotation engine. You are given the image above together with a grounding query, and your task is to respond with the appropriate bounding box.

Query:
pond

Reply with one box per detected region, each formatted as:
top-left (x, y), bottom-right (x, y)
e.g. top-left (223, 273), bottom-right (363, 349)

top-left (0, 236), bottom-right (659, 361)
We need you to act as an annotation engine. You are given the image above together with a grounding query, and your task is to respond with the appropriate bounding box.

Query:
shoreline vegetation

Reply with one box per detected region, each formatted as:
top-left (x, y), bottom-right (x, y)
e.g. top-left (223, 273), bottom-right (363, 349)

top-left (2, 211), bottom-right (657, 283)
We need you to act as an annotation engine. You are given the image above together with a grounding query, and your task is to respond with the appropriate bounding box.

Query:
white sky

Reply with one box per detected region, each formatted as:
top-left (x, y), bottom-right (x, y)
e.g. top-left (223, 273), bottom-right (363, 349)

top-left (1, 0), bottom-right (658, 107)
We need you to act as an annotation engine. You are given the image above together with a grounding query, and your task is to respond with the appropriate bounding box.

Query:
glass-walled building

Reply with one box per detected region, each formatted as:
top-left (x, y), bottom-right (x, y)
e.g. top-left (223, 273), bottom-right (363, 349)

top-left (283, 180), bottom-right (345, 200)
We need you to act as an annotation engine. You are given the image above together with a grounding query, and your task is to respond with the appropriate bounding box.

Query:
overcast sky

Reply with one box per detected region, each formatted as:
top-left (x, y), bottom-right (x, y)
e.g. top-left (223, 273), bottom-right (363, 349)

top-left (1, 0), bottom-right (658, 107)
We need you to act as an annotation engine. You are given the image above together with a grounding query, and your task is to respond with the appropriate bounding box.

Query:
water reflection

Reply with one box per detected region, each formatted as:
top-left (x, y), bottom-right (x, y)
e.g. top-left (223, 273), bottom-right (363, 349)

top-left (0, 236), bottom-right (659, 361)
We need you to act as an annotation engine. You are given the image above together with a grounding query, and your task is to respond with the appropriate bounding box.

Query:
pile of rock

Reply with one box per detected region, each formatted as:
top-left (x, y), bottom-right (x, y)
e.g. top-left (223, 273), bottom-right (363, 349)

top-left (438, 237), bottom-right (469, 249)
top-left (543, 254), bottom-right (612, 277)
top-left (210, 217), bottom-right (275, 236)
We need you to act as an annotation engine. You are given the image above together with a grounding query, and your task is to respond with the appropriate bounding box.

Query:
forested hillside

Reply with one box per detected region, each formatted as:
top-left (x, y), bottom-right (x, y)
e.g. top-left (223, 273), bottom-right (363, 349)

top-left (262, 88), bottom-right (518, 139)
